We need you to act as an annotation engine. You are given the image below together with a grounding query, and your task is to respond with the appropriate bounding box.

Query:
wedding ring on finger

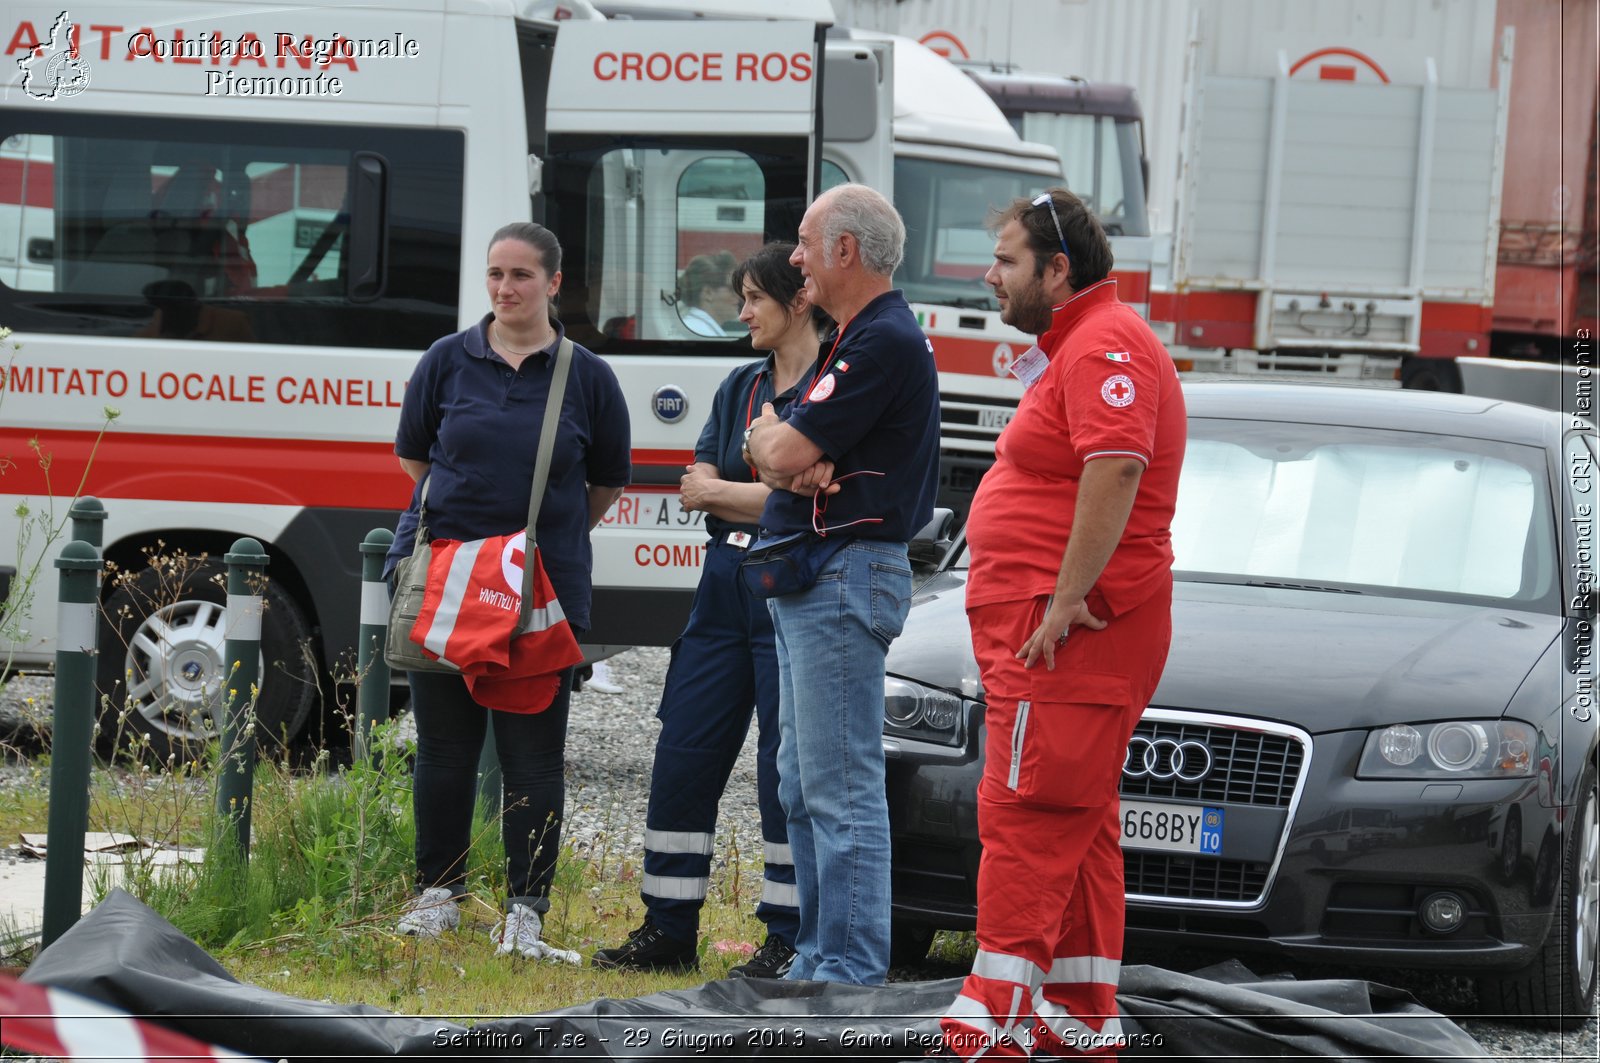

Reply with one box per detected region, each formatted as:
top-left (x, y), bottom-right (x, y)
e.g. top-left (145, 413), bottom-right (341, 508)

top-left (1055, 632), bottom-right (1069, 646)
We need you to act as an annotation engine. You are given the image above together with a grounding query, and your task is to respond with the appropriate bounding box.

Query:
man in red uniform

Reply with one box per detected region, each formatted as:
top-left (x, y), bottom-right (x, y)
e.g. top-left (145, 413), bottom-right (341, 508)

top-left (940, 190), bottom-right (1186, 1059)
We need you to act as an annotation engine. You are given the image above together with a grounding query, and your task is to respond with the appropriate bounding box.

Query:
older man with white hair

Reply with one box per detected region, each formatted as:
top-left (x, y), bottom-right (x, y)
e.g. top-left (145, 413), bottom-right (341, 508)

top-left (743, 183), bottom-right (941, 984)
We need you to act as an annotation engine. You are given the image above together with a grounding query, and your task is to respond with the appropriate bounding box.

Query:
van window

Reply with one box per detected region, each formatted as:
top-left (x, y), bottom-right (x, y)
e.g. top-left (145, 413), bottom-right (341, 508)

top-left (0, 114), bottom-right (464, 351)
top-left (542, 134), bottom-right (808, 351)
top-left (673, 157), bottom-right (763, 338)
top-left (821, 160), bottom-right (848, 192)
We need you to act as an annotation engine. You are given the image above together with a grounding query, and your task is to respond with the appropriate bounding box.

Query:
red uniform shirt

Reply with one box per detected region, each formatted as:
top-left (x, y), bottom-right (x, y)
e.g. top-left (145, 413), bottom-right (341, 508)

top-left (965, 279), bottom-right (1186, 617)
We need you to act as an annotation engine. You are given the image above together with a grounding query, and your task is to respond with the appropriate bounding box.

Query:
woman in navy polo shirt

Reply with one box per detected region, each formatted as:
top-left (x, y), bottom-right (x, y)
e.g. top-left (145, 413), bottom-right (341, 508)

top-left (593, 243), bottom-right (828, 977)
top-left (386, 222), bottom-right (631, 959)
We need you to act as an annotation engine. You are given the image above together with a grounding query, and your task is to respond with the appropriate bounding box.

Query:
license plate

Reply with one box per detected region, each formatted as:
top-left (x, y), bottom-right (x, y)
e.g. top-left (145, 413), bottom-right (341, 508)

top-left (1119, 801), bottom-right (1223, 855)
top-left (977, 407), bottom-right (1014, 430)
top-left (599, 491), bottom-right (704, 531)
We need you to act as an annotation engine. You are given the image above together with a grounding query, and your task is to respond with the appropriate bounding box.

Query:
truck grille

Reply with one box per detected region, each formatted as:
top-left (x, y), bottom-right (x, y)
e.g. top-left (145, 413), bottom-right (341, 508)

top-left (938, 390), bottom-right (1020, 450)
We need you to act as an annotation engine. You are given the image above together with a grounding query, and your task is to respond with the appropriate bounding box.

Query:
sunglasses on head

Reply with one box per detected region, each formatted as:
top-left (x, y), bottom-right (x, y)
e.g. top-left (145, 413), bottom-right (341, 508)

top-left (1032, 192), bottom-right (1072, 269)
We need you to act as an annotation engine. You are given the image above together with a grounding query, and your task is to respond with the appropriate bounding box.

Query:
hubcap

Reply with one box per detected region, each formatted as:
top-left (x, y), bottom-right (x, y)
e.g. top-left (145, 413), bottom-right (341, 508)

top-left (120, 599), bottom-right (264, 742)
top-left (1575, 786), bottom-right (1599, 1001)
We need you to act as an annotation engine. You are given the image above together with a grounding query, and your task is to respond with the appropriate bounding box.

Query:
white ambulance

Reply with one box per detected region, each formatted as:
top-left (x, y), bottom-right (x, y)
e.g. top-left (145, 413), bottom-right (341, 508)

top-left (0, 0), bottom-right (840, 757)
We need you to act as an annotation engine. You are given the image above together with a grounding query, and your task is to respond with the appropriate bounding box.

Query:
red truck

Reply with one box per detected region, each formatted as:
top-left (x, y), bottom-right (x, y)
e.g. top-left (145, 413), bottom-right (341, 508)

top-left (1488, 0), bottom-right (1597, 365)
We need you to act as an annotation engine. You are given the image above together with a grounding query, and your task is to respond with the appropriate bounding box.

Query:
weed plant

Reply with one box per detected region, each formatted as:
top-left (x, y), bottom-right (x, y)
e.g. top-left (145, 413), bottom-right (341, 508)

top-left (60, 710), bottom-right (788, 1016)
top-left (93, 717), bottom-right (423, 951)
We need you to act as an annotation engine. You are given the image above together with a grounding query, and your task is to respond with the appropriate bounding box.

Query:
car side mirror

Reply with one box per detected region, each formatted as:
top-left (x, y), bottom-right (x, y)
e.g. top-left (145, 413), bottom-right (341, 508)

top-left (909, 508), bottom-right (956, 570)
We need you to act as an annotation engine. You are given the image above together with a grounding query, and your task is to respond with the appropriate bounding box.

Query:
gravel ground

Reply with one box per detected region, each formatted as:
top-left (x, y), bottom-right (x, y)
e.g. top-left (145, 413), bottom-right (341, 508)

top-left (560, 647), bottom-right (768, 863)
top-left (3, 655), bottom-right (1595, 1057)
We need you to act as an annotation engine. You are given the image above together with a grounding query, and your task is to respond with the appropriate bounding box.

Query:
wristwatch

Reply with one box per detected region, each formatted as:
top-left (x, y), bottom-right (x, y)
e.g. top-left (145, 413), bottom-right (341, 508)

top-left (742, 424), bottom-right (756, 454)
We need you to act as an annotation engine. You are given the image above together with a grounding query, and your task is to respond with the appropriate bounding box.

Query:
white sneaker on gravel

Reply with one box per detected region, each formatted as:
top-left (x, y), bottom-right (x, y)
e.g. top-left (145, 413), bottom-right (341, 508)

top-left (493, 903), bottom-right (581, 964)
top-left (585, 660), bottom-right (623, 695)
top-left (397, 887), bottom-right (459, 937)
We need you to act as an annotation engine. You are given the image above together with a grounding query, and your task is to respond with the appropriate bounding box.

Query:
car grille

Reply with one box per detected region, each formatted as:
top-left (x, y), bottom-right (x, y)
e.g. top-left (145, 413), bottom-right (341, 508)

top-left (1121, 712), bottom-right (1309, 906)
top-left (1120, 718), bottom-right (1303, 807)
top-left (1124, 851), bottom-right (1269, 901)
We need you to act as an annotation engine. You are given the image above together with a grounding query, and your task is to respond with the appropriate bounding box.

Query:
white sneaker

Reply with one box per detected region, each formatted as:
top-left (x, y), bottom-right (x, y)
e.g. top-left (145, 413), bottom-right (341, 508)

top-left (397, 887), bottom-right (460, 937)
top-left (586, 661), bottom-right (623, 695)
top-left (493, 903), bottom-right (581, 964)
top-left (582, 659), bottom-right (617, 694)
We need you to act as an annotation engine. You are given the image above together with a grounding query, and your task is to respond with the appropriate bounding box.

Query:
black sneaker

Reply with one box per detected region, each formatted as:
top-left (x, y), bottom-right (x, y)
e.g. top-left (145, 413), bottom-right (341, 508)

top-left (591, 919), bottom-right (698, 972)
top-left (727, 934), bottom-right (796, 979)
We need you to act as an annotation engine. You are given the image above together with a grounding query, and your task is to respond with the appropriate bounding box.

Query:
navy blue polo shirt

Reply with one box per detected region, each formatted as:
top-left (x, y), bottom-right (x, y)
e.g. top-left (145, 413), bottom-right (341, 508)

top-left (759, 290), bottom-right (940, 541)
top-left (386, 314), bottom-right (631, 632)
top-left (695, 354), bottom-right (812, 541)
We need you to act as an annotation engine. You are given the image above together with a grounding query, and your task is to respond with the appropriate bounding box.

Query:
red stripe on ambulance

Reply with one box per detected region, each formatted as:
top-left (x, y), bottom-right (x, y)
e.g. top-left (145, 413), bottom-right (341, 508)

top-left (0, 430), bottom-right (700, 511)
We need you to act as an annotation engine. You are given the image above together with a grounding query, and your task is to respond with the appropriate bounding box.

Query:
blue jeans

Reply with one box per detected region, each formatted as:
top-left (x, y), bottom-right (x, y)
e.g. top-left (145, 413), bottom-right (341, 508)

top-left (769, 539), bottom-right (912, 984)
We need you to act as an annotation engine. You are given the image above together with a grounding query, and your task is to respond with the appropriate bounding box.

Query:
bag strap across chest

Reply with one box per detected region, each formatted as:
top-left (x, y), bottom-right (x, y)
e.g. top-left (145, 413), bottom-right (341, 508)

top-left (416, 335), bottom-right (574, 627)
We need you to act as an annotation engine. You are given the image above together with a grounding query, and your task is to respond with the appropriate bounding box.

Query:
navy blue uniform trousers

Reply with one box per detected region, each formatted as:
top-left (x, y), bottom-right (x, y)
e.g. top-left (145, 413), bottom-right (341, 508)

top-left (642, 536), bottom-right (799, 944)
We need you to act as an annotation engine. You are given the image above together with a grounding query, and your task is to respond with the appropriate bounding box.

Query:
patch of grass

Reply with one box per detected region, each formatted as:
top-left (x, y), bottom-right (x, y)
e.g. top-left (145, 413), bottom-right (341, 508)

top-left (223, 846), bottom-right (773, 1018)
top-left (14, 713), bottom-right (780, 1018)
top-left (0, 755), bottom-right (211, 858)
top-left (0, 759), bottom-right (49, 834)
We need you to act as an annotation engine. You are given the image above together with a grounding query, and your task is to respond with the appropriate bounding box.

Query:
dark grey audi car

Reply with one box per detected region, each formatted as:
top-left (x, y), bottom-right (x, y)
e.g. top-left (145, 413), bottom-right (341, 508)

top-left (884, 382), bottom-right (1597, 1028)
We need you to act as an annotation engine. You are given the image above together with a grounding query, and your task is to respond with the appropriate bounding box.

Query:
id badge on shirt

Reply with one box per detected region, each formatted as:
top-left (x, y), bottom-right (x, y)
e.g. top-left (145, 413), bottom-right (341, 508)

top-left (1007, 345), bottom-right (1050, 389)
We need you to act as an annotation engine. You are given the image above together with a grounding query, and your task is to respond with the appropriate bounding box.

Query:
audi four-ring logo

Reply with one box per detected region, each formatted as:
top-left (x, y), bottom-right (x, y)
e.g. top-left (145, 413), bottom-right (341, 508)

top-left (1123, 737), bottom-right (1214, 782)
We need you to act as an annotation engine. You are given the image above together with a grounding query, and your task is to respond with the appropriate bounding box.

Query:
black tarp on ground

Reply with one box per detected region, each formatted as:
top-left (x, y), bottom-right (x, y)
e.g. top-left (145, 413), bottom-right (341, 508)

top-left (21, 890), bottom-right (1492, 1061)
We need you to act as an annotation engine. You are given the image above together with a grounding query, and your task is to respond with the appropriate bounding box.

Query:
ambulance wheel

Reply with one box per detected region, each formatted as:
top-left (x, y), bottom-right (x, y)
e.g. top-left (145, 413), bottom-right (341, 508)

top-left (95, 556), bottom-right (317, 764)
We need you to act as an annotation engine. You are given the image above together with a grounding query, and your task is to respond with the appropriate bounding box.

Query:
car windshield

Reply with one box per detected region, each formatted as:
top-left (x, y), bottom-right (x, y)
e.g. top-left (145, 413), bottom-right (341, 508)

top-left (1177, 418), bottom-right (1556, 606)
top-left (951, 416), bottom-right (1559, 610)
top-left (893, 156), bottom-right (1057, 313)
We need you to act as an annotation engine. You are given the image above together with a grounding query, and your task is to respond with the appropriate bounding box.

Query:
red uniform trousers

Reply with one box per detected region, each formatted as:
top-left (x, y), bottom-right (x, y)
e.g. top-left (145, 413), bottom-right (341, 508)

top-left (942, 587), bottom-right (1172, 1059)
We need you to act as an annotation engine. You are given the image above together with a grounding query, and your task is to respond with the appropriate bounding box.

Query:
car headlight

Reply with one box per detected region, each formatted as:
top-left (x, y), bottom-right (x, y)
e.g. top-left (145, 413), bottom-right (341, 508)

top-left (1357, 719), bottom-right (1534, 779)
top-left (883, 676), bottom-right (967, 746)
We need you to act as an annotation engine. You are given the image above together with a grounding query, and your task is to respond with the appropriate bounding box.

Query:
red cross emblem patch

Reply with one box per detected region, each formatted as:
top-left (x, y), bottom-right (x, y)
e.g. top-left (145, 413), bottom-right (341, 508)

top-left (1101, 374), bottom-right (1136, 407)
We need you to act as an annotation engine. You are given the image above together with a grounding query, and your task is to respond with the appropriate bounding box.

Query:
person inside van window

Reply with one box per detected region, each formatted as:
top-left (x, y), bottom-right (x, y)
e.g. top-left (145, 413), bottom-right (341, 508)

top-left (676, 250), bottom-right (740, 336)
top-left (385, 221), bottom-right (631, 960)
top-left (593, 243), bottom-right (829, 978)
top-left (153, 160), bottom-right (257, 296)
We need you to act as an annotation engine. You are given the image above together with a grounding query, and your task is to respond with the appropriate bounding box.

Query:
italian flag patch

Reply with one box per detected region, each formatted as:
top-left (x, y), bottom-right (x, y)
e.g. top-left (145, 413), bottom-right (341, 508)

top-left (1105, 351), bottom-right (1131, 362)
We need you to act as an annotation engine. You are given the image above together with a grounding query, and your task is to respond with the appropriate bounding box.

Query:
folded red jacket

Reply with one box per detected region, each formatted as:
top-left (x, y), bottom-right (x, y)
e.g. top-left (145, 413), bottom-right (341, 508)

top-left (410, 530), bottom-right (584, 712)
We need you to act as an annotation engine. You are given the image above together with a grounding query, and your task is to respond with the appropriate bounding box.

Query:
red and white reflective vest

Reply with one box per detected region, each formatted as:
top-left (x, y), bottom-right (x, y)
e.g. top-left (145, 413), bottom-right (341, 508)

top-left (410, 530), bottom-right (583, 713)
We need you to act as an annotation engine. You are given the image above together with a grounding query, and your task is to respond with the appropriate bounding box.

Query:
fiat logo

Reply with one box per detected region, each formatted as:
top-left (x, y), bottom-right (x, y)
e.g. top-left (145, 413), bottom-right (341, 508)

top-left (652, 386), bottom-right (688, 424)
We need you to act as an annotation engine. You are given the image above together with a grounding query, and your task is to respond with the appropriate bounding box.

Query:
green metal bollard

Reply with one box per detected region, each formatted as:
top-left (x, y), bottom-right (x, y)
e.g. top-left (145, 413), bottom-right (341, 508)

top-left (355, 528), bottom-right (394, 765)
top-left (42, 540), bottom-right (102, 948)
top-left (216, 538), bottom-right (268, 859)
top-left (67, 497), bottom-right (107, 550)
top-left (478, 728), bottom-right (503, 815)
